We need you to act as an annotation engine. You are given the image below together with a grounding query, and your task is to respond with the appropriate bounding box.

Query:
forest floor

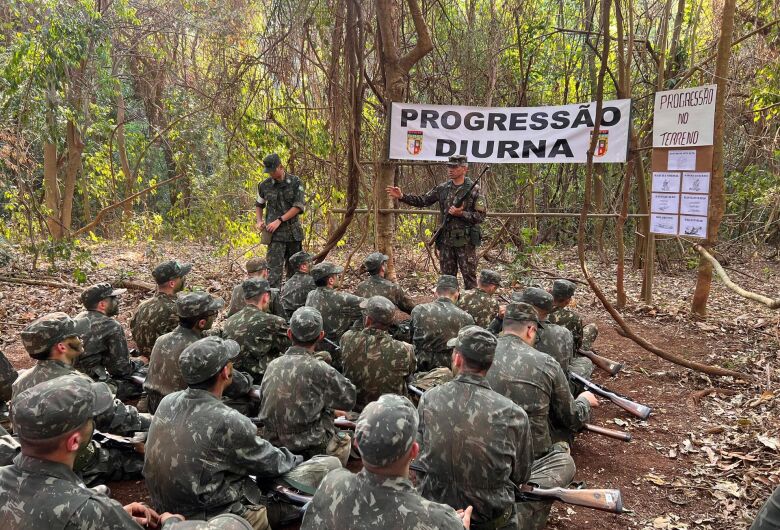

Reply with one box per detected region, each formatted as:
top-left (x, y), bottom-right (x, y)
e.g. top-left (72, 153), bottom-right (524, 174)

top-left (0, 240), bottom-right (778, 530)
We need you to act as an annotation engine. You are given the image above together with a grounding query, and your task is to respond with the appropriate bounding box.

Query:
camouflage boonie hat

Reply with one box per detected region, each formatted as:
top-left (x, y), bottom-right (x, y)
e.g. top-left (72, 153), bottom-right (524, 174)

top-left (479, 269), bottom-right (502, 286)
top-left (310, 262), bottom-right (344, 283)
top-left (504, 302), bottom-right (544, 327)
top-left (246, 257), bottom-right (269, 273)
top-left (20, 312), bottom-right (90, 357)
top-left (179, 336), bottom-right (240, 385)
top-left (242, 278), bottom-right (271, 299)
top-left (435, 274), bottom-right (460, 291)
top-left (176, 292), bottom-right (224, 319)
top-left (263, 153), bottom-right (282, 173)
top-left (552, 279), bottom-right (577, 300)
top-left (447, 154), bottom-right (468, 166)
top-left (355, 394), bottom-right (418, 467)
top-left (290, 306), bottom-right (323, 343)
top-left (363, 252), bottom-right (389, 274)
top-left (153, 260), bottom-right (192, 284)
top-left (288, 251), bottom-right (313, 269)
top-left (447, 325), bottom-right (497, 363)
top-left (360, 296), bottom-right (395, 325)
top-left (12, 375), bottom-right (113, 440)
top-left (80, 282), bottom-right (126, 308)
top-left (520, 287), bottom-right (554, 312)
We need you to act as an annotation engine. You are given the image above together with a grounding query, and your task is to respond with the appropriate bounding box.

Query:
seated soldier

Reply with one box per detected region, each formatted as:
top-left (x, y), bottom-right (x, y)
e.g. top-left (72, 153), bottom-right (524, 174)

top-left (259, 307), bottom-right (356, 465)
top-left (355, 252), bottom-right (416, 314)
top-left (130, 260), bottom-right (191, 356)
top-left (227, 257), bottom-right (285, 318)
top-left (751, 486), bottom-right (780, 530)
top-left (220, 278), bottom-right (289, 382)
top-left (549, 278), bottom-right (599, 363)
top-left (75, 283), bottom-right (146, 400)
top-left (416, 326), bottom-right (533, 530)
top-left (305, 262), bottom-right (364, 369)
top-left (144, 336), bottom-right (340, 529)
top-left (486, 303), bottom-right (599, 530)
top-left (458, 269), bottom-right (502, 328)
top-left (0, 349), bottom-right (17, 422)
top-left (301, 394), bottom-right (472, 529)
top-left (519, 287), bottom-right (577, 374)
top-left (410, 275), bottom-right (474, 372)
top-left (280, 251), bottom-right (316, 318)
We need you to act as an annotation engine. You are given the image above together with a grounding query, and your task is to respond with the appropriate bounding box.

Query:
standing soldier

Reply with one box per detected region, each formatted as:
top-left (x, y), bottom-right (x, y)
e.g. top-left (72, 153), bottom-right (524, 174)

top-left (355, 252), bottom-right (416, 314)
top-left (227, 258), bottom-right (285, 318)
top-left (131, 260), bottom-right (191, 356)
top-left (280, 251), bottom-right (316, 318)
top-left (458, 269), bottom-right (502, 327)
top-left (386, 154), bottom-right (486, 290)
top-left (255, 153), bottom-right (306, 288)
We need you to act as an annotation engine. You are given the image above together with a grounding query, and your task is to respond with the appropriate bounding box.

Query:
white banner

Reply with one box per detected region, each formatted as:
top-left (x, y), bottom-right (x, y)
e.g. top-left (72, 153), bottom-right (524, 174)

top-left (388, 100), bottom-right (631, 164)
top-left (653, 85), bottom-right (716, 147)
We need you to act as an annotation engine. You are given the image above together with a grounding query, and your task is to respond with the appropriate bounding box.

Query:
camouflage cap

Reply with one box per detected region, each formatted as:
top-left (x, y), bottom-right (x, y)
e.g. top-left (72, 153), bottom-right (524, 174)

top-left (153, 260), bottom-right (192, 284)
top-left (355, 394), bottom-right (418, 467)
top-left (310, 262), bottom-right (344, 283)
top-left (290, 306), bottom-right (323, 343)
top-left (360, 296), bottom-right (396, 325)
top-left (288, 251), bottom-right (313, 269)
top-left (12, 375), bottom-right (113, 440)
top-left (520, 287), bottom-right (554, 312)
top-left (246, 257), bottom-right (269, 273)
top-left (447, 325), bottom-right (497, 363)
top-left (504, 302), bottom-right (543, 327)
top-left (552, 279), bottom-right (577, 300)
top-left (479, 269), bottom-right (502, 286)
top-left (176, 292), bottom-right (224, 318)
top-left (263, 153), bottom-right (282, 173)
top-left (447, 154), bottom-right (468, 166)
top-left (436, 274), bottom-right (460, 291)
top-left (20, 312), bottom-right (91, 357)
top-left (80, 282), bottom-right (127, 308)
top-left (242, 277), bottom-right (271, 299)
top-left (363, 252), bottom-right (389, 274)
top-left (179, 336), bottom-right (240, 385)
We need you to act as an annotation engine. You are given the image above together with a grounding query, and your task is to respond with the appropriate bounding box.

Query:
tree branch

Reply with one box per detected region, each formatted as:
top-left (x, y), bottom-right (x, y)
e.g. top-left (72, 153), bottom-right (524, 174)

top-left (397, 0), bottom-right (434, 73)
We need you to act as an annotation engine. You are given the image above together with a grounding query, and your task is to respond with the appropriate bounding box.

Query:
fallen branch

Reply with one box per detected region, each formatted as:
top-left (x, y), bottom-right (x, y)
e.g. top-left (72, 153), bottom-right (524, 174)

top-left (693, 243), bottom-right (780, 309)
top-left (0, 276), bottom-right (79, 289)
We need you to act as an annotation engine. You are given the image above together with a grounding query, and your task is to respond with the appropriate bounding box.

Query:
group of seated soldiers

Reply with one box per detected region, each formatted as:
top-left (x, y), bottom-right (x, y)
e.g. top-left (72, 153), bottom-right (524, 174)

top-left (0, 249), bottom-right (615, 530)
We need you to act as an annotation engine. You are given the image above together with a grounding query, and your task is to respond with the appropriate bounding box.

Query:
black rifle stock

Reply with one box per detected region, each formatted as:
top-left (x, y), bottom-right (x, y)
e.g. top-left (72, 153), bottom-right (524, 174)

top-left (517, 484), bottom-right (623, 513)
top-left (578, 349), bottom-right (623, 376)
top-left (427, 166), bottom-right (490, 247)
top-left (570, 372), bottom-right (652, 420)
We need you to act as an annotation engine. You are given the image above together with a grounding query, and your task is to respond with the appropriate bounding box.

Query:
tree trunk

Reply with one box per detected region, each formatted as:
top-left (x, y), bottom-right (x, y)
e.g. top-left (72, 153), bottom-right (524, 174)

top-left (60, 120), bottom-right (84, 235)
top-left (43, 82), bottom-right (62, 240)
top-left (116, 86), bottom-right (134, 217)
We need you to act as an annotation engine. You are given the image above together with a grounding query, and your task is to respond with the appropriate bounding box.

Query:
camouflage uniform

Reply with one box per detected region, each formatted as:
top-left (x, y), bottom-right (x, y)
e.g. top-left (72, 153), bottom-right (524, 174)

top-left (549, 279), bottom-right (598, 377)
top-left (355, 252), bottom-right (417, 315)
top-left (752, 486), bottom-right (780, 530)
top-left (534, 323), bottom-right (575, 373)
top-left (280, 272), bottom-right (316, 319)
top-left (457, 269), bottom-right (501, 328)
top-left (0, 350), bottom-right (17, 403)
top-left (227, 258), bottom-right (285, 318)
top-left (0, 424), bottom-right (19, 466)
top-left (256, 154), bottom-right (306, 288)
top-left (131, 292), bottom-right (179, 355)
top-left (302, 394), bottom-right (465, 530)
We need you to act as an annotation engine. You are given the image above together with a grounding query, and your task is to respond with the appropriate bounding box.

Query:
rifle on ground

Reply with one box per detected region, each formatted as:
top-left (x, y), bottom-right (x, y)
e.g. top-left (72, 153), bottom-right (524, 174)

top-left (427, 166), bottom-right (490, 247)
top-left (516, 484), bottom-right (624, 513)
top-left (582, 423), bottom-right (631, 442)
top-left (578, 349), bottom-right (623, 376)
top-left (569, 372), bottom-right (651, 420)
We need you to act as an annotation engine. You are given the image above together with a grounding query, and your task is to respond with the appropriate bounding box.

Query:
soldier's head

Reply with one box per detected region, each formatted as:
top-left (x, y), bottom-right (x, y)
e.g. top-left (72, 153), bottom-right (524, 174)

top-left (520, 287), bottom-right (554, 321)
top-left (477, 269), bottom-right (501, 295)
top-left (245, 257), bottom-right (269, 279)
top-left (177, 292), bottom-right (224, 332)
top-left (355, 394), bottom-right (419, 476)
top-left (242, 278), bottom-right (272, 311)
top-left (502, 302), bottom-right (543, 346)
top-left (288, 306), bottom-right (325, 349)
top-left (289, 251), bottom-right (313, 274)
top-left (179, 336), bottom-right (239, 395)
top-left (12, 375), bottom-right (112, 467)
top-left (551, 279), bottom-right (577, 308)
top-left (310, 262), bottom-right (344, 288)
top-left (448, 325), bottom-right (497, 376)
top-left (434, 274), bottom-right (460, 301)
top-left (363, 252), bottom-right (389, 278)
top-left (446, 154), bottom-right (468, 181)
top-left (263, 153), bottom-right (285, 180)
top-left (20, 312), bottom-right (89, 362)
top-left (80, 282), bottom-right (126, 317)
top-left (360, 296), bottom-right (395, 330)
top-left (153, 260), bottom-right (192, 294)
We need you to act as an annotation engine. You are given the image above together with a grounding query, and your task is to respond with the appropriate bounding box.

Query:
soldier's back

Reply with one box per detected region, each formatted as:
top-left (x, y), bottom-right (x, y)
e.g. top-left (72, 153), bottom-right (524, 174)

top-left (355, 276), bottom-right (415, 314)
top-left (144, 326), bottom-right (199, 397)
top-left (12, 360), bottom-right (80, 398)
top-left (130, 292), bottom-right (178, 355)
top-left (411, 298), bottom-right (474, 367)
top-left (548, 306), bottom-right (584, 350)
top-left (458, 289), bottom-right (499, 328)
top-left (221, 305), bottom-right (288, 379)
top-left (281, 272), bottom-right (316, 317)
top-left (535, 323), bottom-right (574, 372)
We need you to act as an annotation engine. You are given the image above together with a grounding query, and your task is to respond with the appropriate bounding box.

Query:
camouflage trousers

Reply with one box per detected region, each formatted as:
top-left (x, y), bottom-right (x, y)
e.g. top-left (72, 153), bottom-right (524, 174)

top-left (267, 239), bottom-right (303, 288)
top-left (75, 439), bottom-right (144, 486)
top-left (515, 442), bottom-right (576, 530)
top-left (438, 243), bottom-right (478, 290)
top-left (582, 323), bottom-right (598, 350)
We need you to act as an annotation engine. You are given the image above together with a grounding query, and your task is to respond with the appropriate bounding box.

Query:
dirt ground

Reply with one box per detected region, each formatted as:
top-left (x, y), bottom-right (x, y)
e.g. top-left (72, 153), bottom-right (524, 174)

top-left (1, 241), bottom-right (777, 530)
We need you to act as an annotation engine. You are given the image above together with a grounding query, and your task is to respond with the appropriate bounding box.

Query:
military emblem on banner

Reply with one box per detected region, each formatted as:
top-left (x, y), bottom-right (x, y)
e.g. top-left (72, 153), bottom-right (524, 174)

top-left (406, 130), bottom-right (423, 155)
top-left (595, 130), bottom-right (609, 157)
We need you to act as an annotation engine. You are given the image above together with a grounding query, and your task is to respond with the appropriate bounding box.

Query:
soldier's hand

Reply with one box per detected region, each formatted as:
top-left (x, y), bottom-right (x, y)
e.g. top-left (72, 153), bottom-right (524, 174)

top-left (498, 304), bottom-right (506, 318)
top-left (456, 506), bottom-right (473, 528)
top-left (266, 218), bottom-right (282, 233)
top-left (256, 220), bottom-right (265, 232)
top-left (386, 186), bottom-right (403, 199)
top-left (123, 502), bottom-right (160, 527)
top-left (578, 390), bottom-right (600, 407)
top-left (448, 205), bottom-right (464, 217)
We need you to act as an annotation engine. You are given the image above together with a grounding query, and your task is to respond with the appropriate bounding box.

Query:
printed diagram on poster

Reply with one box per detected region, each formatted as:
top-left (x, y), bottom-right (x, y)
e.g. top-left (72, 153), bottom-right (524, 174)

top-left (650, 214), bottom-right (679, 235)
top-left (652, 172), bottom-right (681, 193)
top-left (680, 194), bottom-right (709, 216)
top-left (682, 172), bottom-right (710, 193)
top-left (667, 150), bottom-right (697, 171)
top-left (651, 193), bottom-right (680, 214)
top-left (680, 215), bottom-right (708, 238)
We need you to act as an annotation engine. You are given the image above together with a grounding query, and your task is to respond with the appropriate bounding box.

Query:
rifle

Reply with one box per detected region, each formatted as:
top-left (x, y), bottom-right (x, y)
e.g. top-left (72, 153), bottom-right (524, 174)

top-left (516, 484), bottom-right (623, 513)
top-left (322, 337), bottom-right (341, 351)
top-left (582, 423), bottom-right (631, 442)
top-left (578, 349), bottom-right (623, 376)
top-left (407, 384), bottom-right (424, 397)
top-left (427, 166), bottom-right (490, 247)
top-left (274, 484), bottom-right (313, 506)
top-left (569, 372), bottom-right (652, 420)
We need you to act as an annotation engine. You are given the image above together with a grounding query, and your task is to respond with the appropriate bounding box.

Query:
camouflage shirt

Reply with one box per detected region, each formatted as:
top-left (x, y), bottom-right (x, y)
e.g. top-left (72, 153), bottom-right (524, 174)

top-left (219, 305), bottom-right (290, 381)
top-left (144, 388), bottom-right (299, 519)
top-left (280, 272), bottom-right (316, 318)
top-left (259, 346), bottom-right (356, 453)
top-left (0, 350), bottom-right (17, 402)
top-left (486, 334), bottom-right (591, 459)
top-left (305, 287), bottom-right (364, 363)
top-left (534, 322), bottom-right (574, 372)
top-left (410, 298), bottom-right (475, 370)
top-left (130, 292), bottom-right (179, 355)
top-left (301, 468), bottom-right (465, 530)
top-left (73, 310), bottom-right (133, 378)
top-left (354, 275), bottom-right (416, 315)
top-left (416, 373), bottom-right (533, 524)
top-left (0, 424), bottom-right (19, 466)
top-left (458, 289), bottom-right (499, 328)
top-left (256, 173), bottom-right (306, 242)
top-left (548, 306), bottom-right (584, 351)
top-left (227, 283), bottom-right (285, 319)
top-left (340, 327), bottom-right (416, 410)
